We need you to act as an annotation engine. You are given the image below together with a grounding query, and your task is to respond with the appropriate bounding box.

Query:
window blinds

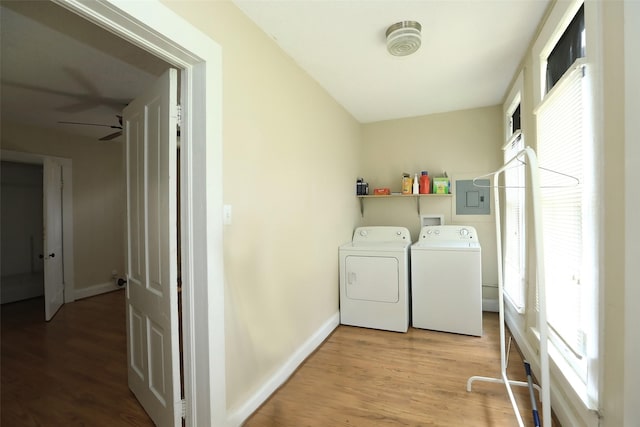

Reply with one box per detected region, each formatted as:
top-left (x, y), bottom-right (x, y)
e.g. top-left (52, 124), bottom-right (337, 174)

top-left (535, 59), bottom-right (589, 359)
top-left (503, 131), bottom-right (526, 311)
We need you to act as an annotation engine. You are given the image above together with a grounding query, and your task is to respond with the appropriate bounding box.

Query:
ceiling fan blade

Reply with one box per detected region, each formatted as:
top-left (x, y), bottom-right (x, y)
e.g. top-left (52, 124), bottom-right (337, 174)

top-left (58, 120), bottom-right (122, 129)
top-left (99, 130), bottom-right (123, 141)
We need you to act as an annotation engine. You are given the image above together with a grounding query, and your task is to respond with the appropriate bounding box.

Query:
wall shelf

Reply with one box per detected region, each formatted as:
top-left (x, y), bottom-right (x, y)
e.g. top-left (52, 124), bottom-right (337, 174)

top-left (357, 193), bottom-right (453, 216)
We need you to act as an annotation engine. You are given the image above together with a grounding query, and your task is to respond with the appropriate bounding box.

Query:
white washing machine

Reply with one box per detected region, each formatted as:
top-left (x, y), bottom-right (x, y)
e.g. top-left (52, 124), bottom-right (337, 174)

top-left (411, 225), bottom-right (482, 336)
top-left (339, 226), bottom-right (411, 333)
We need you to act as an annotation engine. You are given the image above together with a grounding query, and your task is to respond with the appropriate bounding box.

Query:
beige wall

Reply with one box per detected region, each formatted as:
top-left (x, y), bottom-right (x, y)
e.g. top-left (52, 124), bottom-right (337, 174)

top-left (1, 122), bottom-right (125, 292)
top-left (161, 0), bottom-right (362, 412)
top-left (360, 106), bottom-right (503, 289)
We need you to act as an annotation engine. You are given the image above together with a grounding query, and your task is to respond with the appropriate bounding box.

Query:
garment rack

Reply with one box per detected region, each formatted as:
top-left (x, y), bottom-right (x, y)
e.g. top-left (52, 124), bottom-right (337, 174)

top-left (466, 147), bottom-right (551, 427)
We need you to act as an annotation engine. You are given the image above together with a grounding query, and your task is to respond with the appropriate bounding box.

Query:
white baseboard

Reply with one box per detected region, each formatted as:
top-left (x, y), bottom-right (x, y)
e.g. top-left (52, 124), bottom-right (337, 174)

top-left (482, 297), bottom-right (499, 312)
top-left (226, 311), bottom-right (340, 426)
top-left (74, 281), bottom-right (123, 300)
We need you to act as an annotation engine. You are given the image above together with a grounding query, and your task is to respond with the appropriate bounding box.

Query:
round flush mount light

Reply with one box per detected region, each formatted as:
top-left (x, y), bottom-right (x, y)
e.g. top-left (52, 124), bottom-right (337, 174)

top-left (385, 21), bottom-right (422, 56)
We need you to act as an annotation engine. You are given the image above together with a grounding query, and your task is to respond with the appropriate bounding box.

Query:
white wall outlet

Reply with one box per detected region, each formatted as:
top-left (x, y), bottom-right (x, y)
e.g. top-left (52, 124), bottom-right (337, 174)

top-left (223, 204), bottom-right (232, 225)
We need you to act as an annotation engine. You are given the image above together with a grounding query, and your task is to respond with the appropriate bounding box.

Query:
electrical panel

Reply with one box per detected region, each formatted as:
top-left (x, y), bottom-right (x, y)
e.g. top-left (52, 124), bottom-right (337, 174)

top-left (455, 179), bottom-right (490, 215)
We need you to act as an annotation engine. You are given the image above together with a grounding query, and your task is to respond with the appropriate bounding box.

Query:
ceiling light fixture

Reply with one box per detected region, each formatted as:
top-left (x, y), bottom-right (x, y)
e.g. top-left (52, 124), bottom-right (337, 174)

top-left (385, 21), bottom-right (422, 57)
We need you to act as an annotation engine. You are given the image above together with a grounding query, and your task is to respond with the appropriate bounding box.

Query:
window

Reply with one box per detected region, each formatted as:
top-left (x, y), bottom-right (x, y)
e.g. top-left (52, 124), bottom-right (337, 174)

top-left (546, 5), bottom-right (585, 92)
top-left (535, 1), bottom-right (597, 394)
top-left (503, 99), bottom-right (526, 311)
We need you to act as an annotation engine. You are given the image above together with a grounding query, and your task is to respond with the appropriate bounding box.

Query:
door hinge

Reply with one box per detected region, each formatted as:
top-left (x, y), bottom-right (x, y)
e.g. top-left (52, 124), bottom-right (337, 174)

top-left (181, 399), bottom-right (186, 419)
top-left (176, 104), bottom-right (183, 127)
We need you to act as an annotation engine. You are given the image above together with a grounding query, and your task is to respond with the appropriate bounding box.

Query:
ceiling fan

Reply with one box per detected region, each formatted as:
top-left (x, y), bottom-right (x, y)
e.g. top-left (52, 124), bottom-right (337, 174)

top-left (58, 115), bottom-right (123, 141)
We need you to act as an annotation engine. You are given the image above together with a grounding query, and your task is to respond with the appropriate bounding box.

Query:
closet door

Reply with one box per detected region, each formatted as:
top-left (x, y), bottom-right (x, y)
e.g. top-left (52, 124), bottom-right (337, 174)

top-left (43, 158), bottom-right (64, 321)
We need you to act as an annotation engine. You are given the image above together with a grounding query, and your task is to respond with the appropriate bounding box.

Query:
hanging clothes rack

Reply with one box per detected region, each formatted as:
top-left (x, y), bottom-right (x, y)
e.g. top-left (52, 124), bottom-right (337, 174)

top-left (466, 146), bottom-right (552, 427)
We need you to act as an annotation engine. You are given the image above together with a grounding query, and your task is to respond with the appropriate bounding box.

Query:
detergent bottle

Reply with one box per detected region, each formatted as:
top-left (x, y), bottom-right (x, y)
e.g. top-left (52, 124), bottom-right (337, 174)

top-left (402, 173), bottom-right (412, 195)
top-left (419, 171), bottom-right (430, 194)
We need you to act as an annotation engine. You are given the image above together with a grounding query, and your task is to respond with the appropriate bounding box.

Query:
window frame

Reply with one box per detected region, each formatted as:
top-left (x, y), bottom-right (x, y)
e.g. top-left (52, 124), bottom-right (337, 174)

top-left (530, 0), bottom-right (602, 416)
top-left (502, 71), bottom-right (526, 313)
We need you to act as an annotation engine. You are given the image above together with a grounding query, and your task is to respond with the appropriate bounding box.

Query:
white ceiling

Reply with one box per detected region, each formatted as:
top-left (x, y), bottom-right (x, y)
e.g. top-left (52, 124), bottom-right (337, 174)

top-left (1, 1), bottom-right (550, 144)
top-left (233, 0), bottom-right (550, 123)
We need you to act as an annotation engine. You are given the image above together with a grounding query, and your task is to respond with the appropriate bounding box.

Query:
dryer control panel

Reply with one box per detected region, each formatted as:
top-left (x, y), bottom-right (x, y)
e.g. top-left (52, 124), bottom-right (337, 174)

top-left (352, 226), bottom-right (411, 242)
top-left (417, 225), bottom-right (479, 242)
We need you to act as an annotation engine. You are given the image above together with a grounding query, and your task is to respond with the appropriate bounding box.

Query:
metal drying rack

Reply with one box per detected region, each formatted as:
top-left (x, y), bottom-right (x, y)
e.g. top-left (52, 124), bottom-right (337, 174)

top-left (466, 147), bottom-right (554, 427)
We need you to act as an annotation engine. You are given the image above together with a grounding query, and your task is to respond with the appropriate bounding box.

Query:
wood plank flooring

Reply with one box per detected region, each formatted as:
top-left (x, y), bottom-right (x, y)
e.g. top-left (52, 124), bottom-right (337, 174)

top-left (2, 290), bottom-right (558, 426)
top-left (1, 290), bottom-right (154, 426)
top-left (245, 314), bottom-right (558, 427)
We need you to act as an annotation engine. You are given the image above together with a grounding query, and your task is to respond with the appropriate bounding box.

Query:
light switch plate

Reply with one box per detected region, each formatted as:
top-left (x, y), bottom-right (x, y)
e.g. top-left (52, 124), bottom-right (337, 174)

top-left (223, 204), bottom-right (232, 225)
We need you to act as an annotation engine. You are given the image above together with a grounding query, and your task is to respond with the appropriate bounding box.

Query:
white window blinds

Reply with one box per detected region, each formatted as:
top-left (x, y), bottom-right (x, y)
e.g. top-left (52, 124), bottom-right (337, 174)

top-left (503, 131), bottom-right (526, 311)
top-left (535, 58), bottom-right (594, 367)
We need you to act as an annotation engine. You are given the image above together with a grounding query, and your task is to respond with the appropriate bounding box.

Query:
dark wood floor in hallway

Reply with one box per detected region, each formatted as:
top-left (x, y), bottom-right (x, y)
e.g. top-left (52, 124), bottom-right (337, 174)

top-left (1, 290), bottom-right (153, 426)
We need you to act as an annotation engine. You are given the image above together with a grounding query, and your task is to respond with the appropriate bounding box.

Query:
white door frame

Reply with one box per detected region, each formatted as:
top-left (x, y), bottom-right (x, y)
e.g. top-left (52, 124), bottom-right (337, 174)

top-left (1, 149), bottom-right (76, 305)
top-left (51, 1), bottom-right (226, 425)
top-left (624, 1), bottom-right (640, 425)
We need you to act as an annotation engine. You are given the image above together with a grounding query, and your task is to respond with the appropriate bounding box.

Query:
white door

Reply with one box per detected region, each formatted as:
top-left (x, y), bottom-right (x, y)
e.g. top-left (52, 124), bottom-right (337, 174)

top-left (124, 68), bottom-right (180, 426)
top-left (43, 158), bottom-right (64, 321)
top-left (345, 256), bottom-right (399, 302)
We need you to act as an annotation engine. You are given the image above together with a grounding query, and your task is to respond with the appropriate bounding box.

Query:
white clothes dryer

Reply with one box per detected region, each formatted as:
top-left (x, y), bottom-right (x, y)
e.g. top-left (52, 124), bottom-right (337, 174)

top-left (339, 226), bottom-right (411, 333)
top-left (411, 225), bottom-right (482, 336)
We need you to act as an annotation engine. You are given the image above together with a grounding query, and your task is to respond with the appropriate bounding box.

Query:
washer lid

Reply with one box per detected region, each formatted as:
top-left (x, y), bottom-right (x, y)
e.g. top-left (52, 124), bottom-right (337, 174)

top-left (416, 225), bottom-right (480, 243)
top-left (411, 240), bottom-right (480, 250)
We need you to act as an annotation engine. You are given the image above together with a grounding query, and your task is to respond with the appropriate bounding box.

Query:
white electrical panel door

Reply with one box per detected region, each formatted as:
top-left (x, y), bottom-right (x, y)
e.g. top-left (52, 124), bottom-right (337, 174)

top-left (345, 256), bottom-right (399, 303)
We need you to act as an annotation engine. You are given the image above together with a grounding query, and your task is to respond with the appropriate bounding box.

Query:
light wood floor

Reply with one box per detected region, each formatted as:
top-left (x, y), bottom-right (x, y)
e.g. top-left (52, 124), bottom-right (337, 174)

top-left (2, 291), bottom-right (558, 427)
top-left (1, 290), bottom-right (154, 426)
top-left (245, 314), bottom-right (559, 427)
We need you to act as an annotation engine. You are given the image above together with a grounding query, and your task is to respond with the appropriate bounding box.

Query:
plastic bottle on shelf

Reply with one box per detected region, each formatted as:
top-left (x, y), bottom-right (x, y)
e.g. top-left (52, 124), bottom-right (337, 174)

top-left (402, 173), bottom-right (412, 195)
top-left (419, 171), bottom-right (430, 194)
top-left (413, 173), bottom-right (419, 194)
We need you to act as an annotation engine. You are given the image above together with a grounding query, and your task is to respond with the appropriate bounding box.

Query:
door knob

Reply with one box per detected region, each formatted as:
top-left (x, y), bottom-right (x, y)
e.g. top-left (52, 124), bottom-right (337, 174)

top-left (38, 253), bottom-right (55, 259)
top-left (117, 278), bottom-right (127, 287)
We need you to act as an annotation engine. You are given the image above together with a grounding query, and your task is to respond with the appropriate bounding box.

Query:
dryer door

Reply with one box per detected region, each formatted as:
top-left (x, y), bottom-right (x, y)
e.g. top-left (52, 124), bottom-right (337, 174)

top-left (345, 255), bottom-right (399, 303)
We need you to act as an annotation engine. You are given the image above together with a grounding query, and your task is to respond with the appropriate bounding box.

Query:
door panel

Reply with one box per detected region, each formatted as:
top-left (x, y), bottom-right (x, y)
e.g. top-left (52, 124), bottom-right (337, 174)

top-left (345, 256), bottom-right (399, 303)
top-left (124, 68), bottom-right (180, 427)
top-left (43, 158), bottom-right (64, 321)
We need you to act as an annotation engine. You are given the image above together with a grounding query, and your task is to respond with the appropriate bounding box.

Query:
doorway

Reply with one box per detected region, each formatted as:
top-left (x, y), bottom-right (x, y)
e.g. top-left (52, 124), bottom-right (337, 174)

top-left (2, 0), bottom-right (221, 422)
top-left (49, 1), bottom-right (225, 424)
top-left (0, 151), bottom-right (75, 313)
top-left (0, 161), bottom-right (44, 304)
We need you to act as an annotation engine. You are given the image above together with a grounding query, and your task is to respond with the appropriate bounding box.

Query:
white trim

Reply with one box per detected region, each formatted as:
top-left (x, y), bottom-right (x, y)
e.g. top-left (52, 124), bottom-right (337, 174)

top-left (74, 281), bottom-right (123, 300)
top-left (1, 149), bottom-right (76, 304)
top-left (482, 297), bottom-right (499, 313)
top-left (529, 0), bottom-right (603, 415)
top-left (531, 0), bottom-right (585, 107)
top-left (226, 312), bottom-right (340, 426)
top-left (504, 70), bottom-right (523, 142)
top-left (624, 1), bottom-right (640, 425)
top-left (51, 1), bottom-right (225, 425)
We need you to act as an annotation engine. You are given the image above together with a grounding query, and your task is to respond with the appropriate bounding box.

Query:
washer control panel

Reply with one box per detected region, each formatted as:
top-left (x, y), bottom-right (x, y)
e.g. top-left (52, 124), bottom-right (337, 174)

top-left (418, 225), bottom-right (478, 241)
